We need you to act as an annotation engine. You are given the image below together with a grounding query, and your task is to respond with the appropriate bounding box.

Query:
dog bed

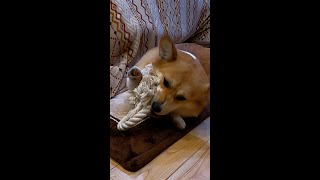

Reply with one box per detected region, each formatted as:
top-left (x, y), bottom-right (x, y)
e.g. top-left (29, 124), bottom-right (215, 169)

top-left (110, 91), bottom-right (210, 172)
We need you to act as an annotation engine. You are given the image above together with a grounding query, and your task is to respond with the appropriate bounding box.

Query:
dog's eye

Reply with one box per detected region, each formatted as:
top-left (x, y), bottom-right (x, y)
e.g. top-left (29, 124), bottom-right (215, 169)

top-left (163, 78), bottom-right (170, 88)
top-left (175, 95), bottom-right (186, 101)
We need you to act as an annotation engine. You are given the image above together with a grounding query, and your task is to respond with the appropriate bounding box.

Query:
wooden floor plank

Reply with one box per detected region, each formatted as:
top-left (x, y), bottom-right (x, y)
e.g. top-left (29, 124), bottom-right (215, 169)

top-left (167, 140), bottom-right (210, 180)
top-left (110, 117), bottom-right (210, 180)
top-left (180, 147), bottom-right (210, 180)
top-left (110, 159), bottom-right (119, 170)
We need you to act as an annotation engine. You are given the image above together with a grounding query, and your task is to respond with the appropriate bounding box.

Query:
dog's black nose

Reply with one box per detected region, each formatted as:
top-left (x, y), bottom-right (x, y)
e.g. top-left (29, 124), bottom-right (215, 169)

top-left (151, 102), bottom-right (161, 113)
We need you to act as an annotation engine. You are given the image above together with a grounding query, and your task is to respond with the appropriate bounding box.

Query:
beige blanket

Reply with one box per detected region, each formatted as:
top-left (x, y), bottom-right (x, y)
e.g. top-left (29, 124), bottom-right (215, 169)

top-left (110, 0), bottom-right (210, 98)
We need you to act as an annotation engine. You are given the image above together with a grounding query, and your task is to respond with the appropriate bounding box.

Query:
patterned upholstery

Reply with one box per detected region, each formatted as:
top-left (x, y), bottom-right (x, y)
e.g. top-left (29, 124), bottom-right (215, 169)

top-left (110, 0), bottom-right (210, 98)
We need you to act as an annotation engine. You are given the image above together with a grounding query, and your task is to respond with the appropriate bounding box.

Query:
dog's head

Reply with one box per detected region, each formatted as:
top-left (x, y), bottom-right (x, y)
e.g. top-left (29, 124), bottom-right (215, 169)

top-left (150, 35), bottom-right (210, 117)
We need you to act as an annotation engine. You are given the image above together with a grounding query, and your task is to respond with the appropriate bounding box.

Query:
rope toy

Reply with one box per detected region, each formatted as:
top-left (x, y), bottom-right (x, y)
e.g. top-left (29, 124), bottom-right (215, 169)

top-left (117, 64), bottom-right (159, 131)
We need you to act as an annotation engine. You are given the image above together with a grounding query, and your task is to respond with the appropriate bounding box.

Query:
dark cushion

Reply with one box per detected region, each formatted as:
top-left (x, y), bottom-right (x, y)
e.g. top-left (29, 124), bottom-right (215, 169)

top-left (109, 97), bottom-right (210, 172)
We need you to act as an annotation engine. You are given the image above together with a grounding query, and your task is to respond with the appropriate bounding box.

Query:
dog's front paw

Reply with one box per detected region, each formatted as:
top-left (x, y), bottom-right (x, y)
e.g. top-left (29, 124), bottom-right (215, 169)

top-left (175, 119), bottom-right (186, 130)
top-left (171, 114), bottom-right (186, 130)
top-left (127, 66), bottom-right (142, 90)
top-left (128, 66), bottom-right (142, 80)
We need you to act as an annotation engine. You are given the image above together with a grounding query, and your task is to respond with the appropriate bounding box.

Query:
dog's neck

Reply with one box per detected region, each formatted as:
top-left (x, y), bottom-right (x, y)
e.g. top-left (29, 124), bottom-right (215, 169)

top-left (179, 50), bottom-right (196, 60)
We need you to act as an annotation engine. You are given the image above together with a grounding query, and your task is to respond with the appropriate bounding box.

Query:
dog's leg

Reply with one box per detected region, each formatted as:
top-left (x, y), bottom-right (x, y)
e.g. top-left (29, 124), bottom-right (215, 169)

top-left (170, 113), bottom-right (186, 130)
top-left (126, 66), bottom-right (142, 90)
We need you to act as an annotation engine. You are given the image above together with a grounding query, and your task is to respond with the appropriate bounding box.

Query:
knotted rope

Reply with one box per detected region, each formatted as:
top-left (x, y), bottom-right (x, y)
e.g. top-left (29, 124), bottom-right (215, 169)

top-left (117, 64), bottom-right (159, 131)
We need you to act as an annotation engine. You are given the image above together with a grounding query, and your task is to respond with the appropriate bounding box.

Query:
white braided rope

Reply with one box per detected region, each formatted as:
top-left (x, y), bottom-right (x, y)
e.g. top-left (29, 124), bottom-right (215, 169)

top-left (117, 64), bottom-right (159, 131)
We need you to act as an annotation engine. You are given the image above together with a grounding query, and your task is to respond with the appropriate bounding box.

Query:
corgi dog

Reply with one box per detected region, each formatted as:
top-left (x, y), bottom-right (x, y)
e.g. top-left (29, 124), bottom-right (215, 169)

top-left (126, 35), bottom-right (210, 129)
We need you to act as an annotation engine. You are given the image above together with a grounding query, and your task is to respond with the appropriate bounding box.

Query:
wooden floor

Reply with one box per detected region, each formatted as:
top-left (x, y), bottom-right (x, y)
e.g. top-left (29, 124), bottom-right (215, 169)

top-left (110, 117), bottom-right (210, 180)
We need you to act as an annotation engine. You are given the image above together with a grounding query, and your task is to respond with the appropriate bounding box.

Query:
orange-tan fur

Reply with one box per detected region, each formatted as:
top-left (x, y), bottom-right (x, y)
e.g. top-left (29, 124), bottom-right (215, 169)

top-left (127, 35), bottom-right (210, 129)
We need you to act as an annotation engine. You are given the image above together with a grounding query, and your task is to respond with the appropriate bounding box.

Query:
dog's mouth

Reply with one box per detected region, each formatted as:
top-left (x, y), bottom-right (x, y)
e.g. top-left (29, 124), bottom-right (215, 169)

top-left (148, 111), bottom-right (161, 118)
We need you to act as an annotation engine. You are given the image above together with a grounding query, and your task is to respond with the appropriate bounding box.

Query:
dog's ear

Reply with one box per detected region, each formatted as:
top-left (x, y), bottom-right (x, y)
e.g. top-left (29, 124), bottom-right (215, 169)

top-left (159, 34), bottom-right (177, 61)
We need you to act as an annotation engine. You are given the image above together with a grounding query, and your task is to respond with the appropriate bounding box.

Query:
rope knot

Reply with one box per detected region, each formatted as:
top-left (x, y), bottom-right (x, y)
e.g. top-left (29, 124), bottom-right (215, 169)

top-left (117, 64), bottom-right (159, 131)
